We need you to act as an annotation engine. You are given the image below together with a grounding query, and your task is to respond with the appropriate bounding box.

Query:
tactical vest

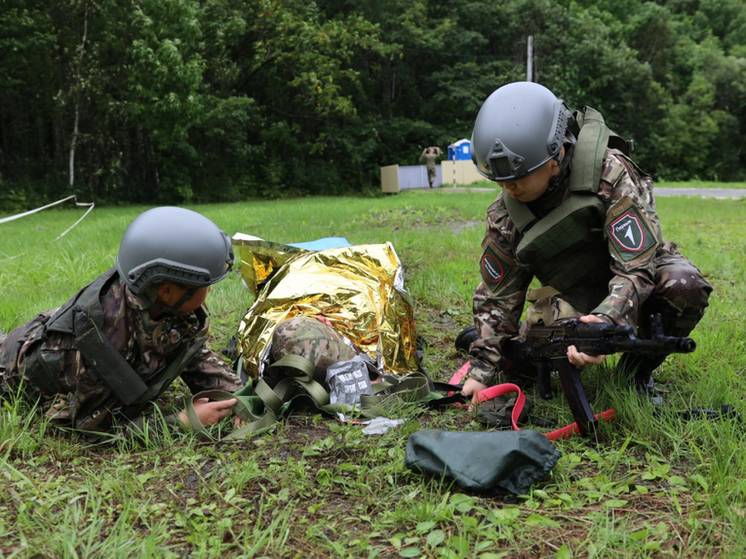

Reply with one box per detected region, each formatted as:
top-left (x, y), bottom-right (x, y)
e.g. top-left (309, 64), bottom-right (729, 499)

top-left (504, 107), bottom-right (631, 313)
top-left (30, 268), bottom-right (204, 415)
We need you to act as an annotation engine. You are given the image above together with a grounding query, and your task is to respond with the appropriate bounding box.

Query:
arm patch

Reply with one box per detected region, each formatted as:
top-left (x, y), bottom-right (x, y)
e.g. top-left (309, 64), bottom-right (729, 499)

top-left (607, 205), bottom-right (657, 262)
top-left (481, 243), bottom-right (512, 290)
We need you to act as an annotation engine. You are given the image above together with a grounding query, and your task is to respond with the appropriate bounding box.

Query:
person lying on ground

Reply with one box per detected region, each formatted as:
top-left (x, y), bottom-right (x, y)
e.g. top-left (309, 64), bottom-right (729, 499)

top-left (0, 206), bottom-right (241, 436)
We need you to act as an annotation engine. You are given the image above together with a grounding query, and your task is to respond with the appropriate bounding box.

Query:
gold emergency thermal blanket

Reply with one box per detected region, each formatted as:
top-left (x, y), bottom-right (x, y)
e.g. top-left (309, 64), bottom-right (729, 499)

top-left (233, 234), bottom-right (418, 378)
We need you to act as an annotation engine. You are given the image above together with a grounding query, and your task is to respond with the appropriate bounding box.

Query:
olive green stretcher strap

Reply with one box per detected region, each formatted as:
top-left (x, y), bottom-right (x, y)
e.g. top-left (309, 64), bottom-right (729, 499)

top-left (267, 354), bottom-right (329, 409)
top-left (186, 354), bottom-right (323, 441)
top-left (187, 359), bottom-right (449, 441)
top-left (186, 384), bottom-right (280, 441)
top-left (359, 373), bottom-right (435, 418)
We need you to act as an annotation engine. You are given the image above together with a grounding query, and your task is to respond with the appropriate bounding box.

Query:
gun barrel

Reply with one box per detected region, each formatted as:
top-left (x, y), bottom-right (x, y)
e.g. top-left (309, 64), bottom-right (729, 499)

top-left (605, 335), bottom-right (696, 355)
top-left (670, 337), bottom-right (696, 353)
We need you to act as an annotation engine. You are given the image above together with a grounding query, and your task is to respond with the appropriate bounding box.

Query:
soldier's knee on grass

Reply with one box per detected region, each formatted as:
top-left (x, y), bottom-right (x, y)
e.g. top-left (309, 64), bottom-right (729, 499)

top-left (651, 262), bottom-right (712, 336)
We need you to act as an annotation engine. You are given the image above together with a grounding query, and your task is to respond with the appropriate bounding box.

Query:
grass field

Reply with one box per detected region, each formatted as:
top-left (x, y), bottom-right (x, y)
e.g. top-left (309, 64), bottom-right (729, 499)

top-left (1, 191), bottom-right (745, 558)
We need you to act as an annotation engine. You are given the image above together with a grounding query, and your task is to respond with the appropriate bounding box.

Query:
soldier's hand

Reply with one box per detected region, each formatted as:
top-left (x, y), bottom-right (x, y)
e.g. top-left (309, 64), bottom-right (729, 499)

top-left (567, 315), bottom-right (608, 367)
top-left (179, 398), bottom-right (237, 428)
top-left (462, 378), bottom-right (489, 405)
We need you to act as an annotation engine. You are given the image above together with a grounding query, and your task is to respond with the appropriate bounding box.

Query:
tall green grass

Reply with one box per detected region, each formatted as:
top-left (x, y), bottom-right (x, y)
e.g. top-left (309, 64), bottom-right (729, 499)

top-left (1, 192), bottom-right (744, 557)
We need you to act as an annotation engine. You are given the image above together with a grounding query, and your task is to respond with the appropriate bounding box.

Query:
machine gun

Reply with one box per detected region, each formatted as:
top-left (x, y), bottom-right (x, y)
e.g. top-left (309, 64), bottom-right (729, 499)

top-left (503, 314), bottom-right (696, 436)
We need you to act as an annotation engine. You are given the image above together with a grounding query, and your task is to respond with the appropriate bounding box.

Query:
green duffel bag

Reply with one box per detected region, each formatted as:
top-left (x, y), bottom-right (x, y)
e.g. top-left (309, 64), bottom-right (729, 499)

top-left (405, 429), bottom-right (560, 495)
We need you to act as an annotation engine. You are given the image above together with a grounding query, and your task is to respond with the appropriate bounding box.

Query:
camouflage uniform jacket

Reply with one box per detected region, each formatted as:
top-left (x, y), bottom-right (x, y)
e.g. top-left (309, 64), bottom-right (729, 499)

top-left (420, 147), bottom-right (442, 169)
top-left (470, 149), bottom-right (665, 384)
top-left (2, 273), bottom-right (241, 433)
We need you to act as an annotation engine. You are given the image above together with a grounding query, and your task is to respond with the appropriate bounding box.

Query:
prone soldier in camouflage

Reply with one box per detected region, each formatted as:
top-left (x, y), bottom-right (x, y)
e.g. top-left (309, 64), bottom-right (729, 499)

top-left (463, 82), bottom-right (712, 401)
top-left (0, 207), bottom-right (241, 435)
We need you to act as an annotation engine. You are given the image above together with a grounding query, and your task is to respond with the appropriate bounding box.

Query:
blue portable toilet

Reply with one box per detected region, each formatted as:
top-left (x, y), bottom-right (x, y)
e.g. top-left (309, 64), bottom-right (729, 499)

top-left (448, 138), bottom-right (473, 161)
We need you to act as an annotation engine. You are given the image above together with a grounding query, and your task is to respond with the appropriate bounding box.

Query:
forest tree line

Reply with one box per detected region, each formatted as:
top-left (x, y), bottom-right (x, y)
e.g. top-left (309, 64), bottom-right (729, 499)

top-left (1, 0), bottom-right (744, 207)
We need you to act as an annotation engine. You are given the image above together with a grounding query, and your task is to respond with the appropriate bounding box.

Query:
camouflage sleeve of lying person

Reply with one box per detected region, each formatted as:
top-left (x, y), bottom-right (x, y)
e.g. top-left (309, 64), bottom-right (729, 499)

top-left (591, 150), bottom-right (663, 328)
top-left (180, 342), bottom-right (243, 394)
top-left (469, 197), bottom-right (533, 385)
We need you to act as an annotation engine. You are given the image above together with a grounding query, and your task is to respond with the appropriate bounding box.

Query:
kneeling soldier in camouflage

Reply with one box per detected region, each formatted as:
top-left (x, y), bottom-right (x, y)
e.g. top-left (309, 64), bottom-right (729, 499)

top-left (0, 207), bottom-right (241, 435)
top-left (462, 82), bottom-right (712, 403)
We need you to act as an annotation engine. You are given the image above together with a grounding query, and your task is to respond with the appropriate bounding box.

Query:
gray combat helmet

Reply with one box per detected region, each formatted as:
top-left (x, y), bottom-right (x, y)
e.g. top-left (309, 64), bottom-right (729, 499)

top-left (117, 206), bottom-right (233, 296)
top-left (472, 81), bottom-right (571, 181)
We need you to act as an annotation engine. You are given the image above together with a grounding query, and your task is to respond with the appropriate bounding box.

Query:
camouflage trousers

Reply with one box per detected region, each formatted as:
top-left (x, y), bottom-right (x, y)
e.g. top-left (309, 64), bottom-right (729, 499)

top-left (266, 316), bottom-right (358, 387)
top-left (618, 248), bottom-right (711, 385)
top-left (0, 313), bottom-right (52, 397)
top-left (0, 323), bottom-right (27, 396)
top-left (522, 249), bottom-right (712, 386)
top-left (426, 164), bottom-right (436, 188)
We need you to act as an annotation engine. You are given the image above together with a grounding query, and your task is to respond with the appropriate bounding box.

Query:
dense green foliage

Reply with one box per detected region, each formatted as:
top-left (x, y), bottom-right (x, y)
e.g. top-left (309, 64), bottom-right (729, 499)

top-left (1, 0), bottom-right (745, 205)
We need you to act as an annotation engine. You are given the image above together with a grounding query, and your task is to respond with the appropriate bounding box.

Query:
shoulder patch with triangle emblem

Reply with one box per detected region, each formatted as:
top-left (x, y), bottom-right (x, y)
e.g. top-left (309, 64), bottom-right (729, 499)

top-left (608, 206), bottom-right (656, 261)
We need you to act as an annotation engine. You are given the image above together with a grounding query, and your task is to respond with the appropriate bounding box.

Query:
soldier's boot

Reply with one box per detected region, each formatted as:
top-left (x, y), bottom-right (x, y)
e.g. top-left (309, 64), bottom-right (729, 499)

top-left (617, 353), bottom-right (666, 399)
top-left (454, 325), bottom-right (478, 354)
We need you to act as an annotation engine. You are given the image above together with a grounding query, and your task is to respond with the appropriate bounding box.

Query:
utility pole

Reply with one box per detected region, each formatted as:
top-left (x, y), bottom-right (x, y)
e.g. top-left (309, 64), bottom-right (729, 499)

top-left (526, 35), bottom-right (533, 82)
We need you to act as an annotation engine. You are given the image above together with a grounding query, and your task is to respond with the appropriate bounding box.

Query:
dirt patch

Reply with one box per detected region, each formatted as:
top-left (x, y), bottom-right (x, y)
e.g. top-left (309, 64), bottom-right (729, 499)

top-left (361, 207), bottom-right (481, 235)
top-left (429, 187), bottom-right (495, 193)
top-left (449, 220), bottom-right (482, 234)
